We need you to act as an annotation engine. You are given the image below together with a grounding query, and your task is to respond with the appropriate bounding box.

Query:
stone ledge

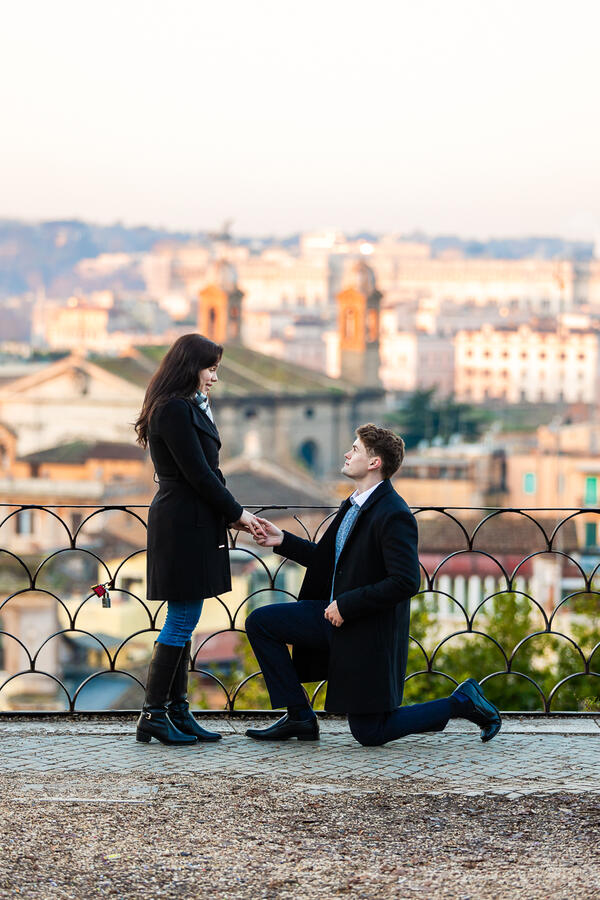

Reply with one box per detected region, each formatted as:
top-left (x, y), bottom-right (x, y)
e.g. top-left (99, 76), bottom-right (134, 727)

top-left (0, 713), bottom-right (598, 735)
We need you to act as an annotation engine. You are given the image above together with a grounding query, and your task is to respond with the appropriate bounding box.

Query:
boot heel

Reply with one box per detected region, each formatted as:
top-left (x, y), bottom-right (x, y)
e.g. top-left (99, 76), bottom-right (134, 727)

top-left (298, 734), bottom-right (319, 741)
top-left (136, 729), bottom-right (151, 743)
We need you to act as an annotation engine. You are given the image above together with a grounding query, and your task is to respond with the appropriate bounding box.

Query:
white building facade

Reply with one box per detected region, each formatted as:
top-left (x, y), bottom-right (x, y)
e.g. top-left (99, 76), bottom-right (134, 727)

top-left (454, 323), bottom-right (600, 403)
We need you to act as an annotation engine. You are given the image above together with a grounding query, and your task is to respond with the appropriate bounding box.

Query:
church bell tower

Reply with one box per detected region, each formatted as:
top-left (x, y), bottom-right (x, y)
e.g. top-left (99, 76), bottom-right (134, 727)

top-left (336, 260), bottom-right (382, 386)
top-left (198, 260), bottom-right (243, 345)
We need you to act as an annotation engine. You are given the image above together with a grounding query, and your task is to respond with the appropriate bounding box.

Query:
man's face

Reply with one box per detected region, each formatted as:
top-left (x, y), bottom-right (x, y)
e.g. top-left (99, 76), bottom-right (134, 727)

top-left (341, 437), bottom-right (376, 479)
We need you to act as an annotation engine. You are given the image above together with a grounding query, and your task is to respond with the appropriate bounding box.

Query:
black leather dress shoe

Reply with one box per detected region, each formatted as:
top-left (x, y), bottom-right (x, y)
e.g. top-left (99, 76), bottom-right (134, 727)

top-left (452, 678), bottom-right (502, 743)
top-left (245, 713), bottom-right (320, 741)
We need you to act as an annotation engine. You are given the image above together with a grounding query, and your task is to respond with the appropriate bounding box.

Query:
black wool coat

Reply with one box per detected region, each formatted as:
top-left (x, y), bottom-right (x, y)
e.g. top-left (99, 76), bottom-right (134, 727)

top-left (146, 397), bottom-right (243, 603)
top-left (275, 479), bottom-right (421, 714)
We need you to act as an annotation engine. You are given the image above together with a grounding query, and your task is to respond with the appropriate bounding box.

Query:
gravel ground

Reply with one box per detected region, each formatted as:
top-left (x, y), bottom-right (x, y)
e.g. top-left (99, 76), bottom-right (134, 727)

top-left (1, 773), bottom-right (599, 899)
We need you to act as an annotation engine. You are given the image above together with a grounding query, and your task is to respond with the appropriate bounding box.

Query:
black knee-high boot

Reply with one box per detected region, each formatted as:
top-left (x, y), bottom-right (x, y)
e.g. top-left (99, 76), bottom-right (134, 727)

top-left (136, 642), bottom-right (198, 745)
top-left (167, 641), bottom-right (222, 742)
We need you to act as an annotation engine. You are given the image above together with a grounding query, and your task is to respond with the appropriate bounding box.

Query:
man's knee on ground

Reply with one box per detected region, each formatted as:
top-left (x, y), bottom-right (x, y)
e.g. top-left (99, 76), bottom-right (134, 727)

top-left (347, 716), bottom-right (386, 747)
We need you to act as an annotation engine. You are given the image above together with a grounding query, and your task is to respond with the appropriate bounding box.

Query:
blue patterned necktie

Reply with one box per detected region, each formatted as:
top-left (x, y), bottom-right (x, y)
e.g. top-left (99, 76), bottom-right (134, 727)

top-left (330, 498), bottom-right (361, 603)
top-left (193, 391), bottom-right (214, 423)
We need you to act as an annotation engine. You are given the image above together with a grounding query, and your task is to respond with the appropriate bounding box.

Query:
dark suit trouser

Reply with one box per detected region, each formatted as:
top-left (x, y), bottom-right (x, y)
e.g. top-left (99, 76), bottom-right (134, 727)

top-left (245, 601), bottom-right (452, 746)
top-left (245, 600), bottom-right (331, 709)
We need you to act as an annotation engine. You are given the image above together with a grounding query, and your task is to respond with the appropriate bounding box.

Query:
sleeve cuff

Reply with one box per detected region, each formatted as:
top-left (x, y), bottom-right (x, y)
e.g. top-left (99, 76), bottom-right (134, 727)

top-left (275, 530), bottom-right (293, 556)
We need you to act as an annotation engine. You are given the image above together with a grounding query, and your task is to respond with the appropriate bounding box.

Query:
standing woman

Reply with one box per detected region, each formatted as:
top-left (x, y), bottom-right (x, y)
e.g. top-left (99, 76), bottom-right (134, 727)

top-left (134, 333), bottom-right (265, 745)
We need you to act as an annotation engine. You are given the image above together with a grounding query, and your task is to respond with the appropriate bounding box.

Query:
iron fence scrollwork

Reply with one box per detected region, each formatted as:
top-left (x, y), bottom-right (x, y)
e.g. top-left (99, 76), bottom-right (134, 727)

top-left (0, 503), bottom-right (599, 714)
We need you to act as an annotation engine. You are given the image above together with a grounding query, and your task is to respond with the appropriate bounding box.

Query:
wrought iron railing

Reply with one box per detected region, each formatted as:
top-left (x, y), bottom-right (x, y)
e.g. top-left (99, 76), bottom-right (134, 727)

top-left (1, 503), bottom-right (599, 714)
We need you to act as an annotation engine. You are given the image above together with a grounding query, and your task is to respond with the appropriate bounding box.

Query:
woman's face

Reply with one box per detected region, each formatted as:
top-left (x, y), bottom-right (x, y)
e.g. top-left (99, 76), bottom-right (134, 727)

top-left (198, 363), bottom-right (219, 395)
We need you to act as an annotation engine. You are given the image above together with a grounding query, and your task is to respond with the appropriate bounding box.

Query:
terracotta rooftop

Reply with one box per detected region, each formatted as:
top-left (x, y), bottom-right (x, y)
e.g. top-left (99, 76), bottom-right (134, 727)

top-left (416, 513), bottom-right (579, 554)
top-left (90, 344), bottom-right (376, 398)
top-left (19, 440), bottom-right (146, 465)
top-left (221, 456), bottom-right (336, 510)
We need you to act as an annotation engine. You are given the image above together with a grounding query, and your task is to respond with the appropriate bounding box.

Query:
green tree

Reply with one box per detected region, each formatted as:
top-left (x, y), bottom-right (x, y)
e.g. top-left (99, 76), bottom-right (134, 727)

top-left (550, 591), bottom-right (600, 711)
top-left (190, 592), bottom-right (600, 714)
top-left (385, 389), bottom-right (492, 449)
top-left (405, 591), bottom-right (556, 711)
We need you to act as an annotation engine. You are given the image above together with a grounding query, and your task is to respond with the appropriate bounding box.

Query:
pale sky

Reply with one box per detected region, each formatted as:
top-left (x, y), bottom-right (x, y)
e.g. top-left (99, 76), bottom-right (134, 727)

top-left (1, 0), bottom-right (599, 239)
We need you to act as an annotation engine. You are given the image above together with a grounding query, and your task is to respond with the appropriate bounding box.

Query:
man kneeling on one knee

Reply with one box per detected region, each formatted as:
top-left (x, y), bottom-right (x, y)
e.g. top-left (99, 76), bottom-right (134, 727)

top-left (245, 423), bottom-right (501, 746)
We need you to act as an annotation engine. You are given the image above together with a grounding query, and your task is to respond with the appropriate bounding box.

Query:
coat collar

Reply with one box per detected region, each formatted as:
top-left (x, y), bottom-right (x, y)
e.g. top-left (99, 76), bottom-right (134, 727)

top-left (187, 398), bottom-right (221, 443)
top-left (356, 478), bottom-right (393, 514)
top-left (334, 479), bottom-right (392, 524)
top-left (332, 480), bottom-right (393, 561)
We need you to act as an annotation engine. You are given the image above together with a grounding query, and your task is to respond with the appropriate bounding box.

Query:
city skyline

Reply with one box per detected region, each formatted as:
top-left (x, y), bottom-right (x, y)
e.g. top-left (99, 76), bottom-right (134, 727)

top-left (1, 216), bottom-right (597, 247)
top-left (1, 0), bottom-right (599, 240)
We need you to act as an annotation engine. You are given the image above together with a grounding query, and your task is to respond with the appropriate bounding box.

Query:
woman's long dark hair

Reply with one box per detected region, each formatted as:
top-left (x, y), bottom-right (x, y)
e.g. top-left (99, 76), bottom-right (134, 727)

top-left (135, 333), bottom-right (223, 447)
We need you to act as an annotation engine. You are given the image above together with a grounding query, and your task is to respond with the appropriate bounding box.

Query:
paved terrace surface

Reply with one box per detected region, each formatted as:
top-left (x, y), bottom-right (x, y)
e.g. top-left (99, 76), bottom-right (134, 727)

top-left (1, 715), bottom-right (599, 796)
top-left (1, 716), bottom-right (599, 898)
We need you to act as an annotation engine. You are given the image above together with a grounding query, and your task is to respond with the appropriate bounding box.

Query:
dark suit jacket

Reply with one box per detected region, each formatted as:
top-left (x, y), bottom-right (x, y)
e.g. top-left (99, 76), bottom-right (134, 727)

top-left (275, 479), bottom-right (421, 713)
top-left (146, 397), bottom-right (243, 603)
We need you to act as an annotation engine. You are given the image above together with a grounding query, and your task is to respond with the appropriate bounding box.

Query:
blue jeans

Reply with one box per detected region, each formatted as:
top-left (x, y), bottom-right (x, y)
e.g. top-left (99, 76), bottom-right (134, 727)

top-left (157, 599), bottom-right (204, 647)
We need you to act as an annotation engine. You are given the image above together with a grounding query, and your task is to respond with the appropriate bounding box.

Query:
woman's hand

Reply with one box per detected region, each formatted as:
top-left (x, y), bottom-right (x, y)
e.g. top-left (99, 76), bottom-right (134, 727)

top-left (230, 509), bottom-right (267, 539)
top-left (251, 518), bottom-right (284, 547)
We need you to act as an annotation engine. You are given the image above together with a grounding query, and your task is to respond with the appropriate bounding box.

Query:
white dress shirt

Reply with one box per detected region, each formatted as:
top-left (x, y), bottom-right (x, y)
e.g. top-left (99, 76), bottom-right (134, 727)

top-left (350, 480), bottom-right (384, 507)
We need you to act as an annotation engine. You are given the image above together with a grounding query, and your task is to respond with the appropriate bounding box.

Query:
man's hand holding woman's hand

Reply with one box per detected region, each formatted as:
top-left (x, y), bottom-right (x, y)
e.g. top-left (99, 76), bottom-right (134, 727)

top-left (251, 518), bottom-right (284, 547)
top-left (229, 513), bottom-right (283, 545)
top-left (230, 509), bottom-right (267, 539)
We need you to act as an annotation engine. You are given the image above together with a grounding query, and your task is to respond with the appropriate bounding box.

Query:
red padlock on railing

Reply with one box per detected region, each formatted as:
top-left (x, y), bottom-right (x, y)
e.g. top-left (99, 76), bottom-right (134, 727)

top-left (91, 582), bottom-right (112, 608)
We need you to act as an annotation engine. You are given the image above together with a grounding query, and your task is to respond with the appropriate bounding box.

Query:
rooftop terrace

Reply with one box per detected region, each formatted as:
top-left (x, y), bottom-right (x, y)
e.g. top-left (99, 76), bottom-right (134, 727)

top-left (1, 715), bottom-right (599, 898)
top-left (1, 501), bottom-right (600, 896)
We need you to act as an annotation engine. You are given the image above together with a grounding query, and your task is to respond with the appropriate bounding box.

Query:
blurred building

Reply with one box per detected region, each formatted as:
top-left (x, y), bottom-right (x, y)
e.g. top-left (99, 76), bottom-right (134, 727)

top-left (134, 233), bottom-right (600, 398)
top-left (198, 260), bottom-right (244, 344)
top-left (0, 353), bottom-right (147, 456)
top-left (0, 433), bottom-right (151, 556)
top-left (506, 421), bottom-right (600, 516)
top-left (142, 234), bottom-right (597, 318)
top-left (379, 328), bottom-right (455, 396)
top-left (237, 248), bottom-right (330, 313)
top-left (74, 253), bottom-right (133, 279)
top-left (35, 297), bottom-right (110, 351)
top-left (336, 260), bottom-right (382, 387)
top-left (0, 344), bottom-right (384, 480)
top-left (454, 322), bottom-right (600, 404)
top-left (12, 439), bottom-right (147, 483)
top-left (392, 420), bottom-right (600, 551)
top-left (394, 442), bottom-right (507, 508)
top-left (574, 259), bottom-right (600, 312)
top-left (31, 292), bottom-right (175, 354)
top-left (370, 249), bottom-right (574, 313)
